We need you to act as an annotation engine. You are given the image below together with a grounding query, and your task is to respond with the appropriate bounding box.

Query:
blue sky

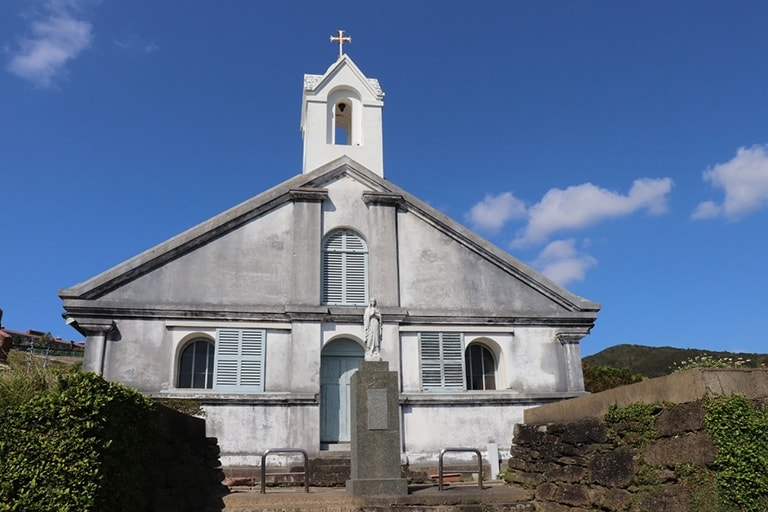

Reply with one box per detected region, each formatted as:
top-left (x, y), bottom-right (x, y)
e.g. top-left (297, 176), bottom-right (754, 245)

top-left (2, 1), bottom-right (767, 357)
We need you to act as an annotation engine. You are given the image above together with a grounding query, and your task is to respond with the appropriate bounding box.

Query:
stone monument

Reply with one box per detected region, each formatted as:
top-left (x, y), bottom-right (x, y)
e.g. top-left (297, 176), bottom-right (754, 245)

top-left (346, 306), bottom-right (408, 496)
top-left (346, 361), bottom-right (408, 496)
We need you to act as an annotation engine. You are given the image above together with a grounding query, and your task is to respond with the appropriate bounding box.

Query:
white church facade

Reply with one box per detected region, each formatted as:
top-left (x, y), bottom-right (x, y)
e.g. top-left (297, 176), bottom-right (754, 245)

top-left (60, 53), bottom-right (599, 466)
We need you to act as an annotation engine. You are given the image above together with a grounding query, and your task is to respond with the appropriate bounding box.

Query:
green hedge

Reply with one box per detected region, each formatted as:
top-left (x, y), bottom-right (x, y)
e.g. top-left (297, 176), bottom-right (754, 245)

top-left (0, 371), bottom-right (162, 512)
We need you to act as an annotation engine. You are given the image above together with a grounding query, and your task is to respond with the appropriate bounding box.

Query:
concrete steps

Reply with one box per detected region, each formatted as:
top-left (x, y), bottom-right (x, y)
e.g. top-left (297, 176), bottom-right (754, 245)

top-left (223, 451), bottom-right (498, 488)
top-left (222, 454), bottom-right (352, 488)
top-left (219, 455), bottom-right (529, 511)
top-left (224, 456), bottom-right (492, 489)
top-left (221, 482), bottom-right (535, 512)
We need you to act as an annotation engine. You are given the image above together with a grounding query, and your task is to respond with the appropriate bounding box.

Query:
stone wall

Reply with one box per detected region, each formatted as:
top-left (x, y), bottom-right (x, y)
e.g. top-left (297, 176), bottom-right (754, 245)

top-left (506, 402), bottom-right (717, 512)
top-left (524, 369), bottom-right (768, 424)
top-left (153, 406), bottom-right (227, 512)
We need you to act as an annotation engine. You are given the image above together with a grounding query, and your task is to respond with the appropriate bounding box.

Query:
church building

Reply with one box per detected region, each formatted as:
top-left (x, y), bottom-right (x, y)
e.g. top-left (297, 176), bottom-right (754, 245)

top-left (60, 45), bottom-right (599, 467)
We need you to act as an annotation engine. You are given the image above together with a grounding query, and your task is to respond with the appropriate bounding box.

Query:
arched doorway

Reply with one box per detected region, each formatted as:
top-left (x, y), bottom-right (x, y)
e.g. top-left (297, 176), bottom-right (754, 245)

top-left (320, 338), bottom-right (364, 444)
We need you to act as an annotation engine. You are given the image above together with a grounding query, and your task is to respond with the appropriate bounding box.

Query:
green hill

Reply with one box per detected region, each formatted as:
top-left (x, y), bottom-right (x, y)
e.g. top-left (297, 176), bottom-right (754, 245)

top-left (583, 344), bottom-right (768, 378)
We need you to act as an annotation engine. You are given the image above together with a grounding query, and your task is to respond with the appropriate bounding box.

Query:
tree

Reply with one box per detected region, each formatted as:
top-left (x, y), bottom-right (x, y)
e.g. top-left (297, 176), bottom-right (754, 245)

top-left (582, 363), bottom-right (643, 393)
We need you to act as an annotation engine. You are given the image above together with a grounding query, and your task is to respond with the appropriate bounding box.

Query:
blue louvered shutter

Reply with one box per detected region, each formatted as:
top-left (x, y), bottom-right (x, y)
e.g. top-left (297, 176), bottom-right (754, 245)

top-left (419, 332), bottom-right (465, 391)
top-left (214, 328), bottom-right (265, 392)
top-left (322, 234), bottom-right (344, 304)
top-left (322, 230), bottom-right (368, 305)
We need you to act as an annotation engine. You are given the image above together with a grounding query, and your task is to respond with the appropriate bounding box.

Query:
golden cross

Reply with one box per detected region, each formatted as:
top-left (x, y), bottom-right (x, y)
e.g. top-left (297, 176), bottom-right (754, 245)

top-left (330, 29), bottom-right (351, 59)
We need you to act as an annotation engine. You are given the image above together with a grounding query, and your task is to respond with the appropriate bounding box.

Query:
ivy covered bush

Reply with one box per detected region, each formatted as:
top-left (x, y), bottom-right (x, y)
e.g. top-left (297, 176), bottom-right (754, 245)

top-left (0, 370), bottom-right (162, 512)
top-left (703, 394), bottom-right (768, 512)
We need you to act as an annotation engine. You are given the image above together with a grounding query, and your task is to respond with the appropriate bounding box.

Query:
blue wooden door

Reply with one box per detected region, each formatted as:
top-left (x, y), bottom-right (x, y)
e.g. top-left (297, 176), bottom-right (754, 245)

top-left (320, 339), bottom-right (364, 443)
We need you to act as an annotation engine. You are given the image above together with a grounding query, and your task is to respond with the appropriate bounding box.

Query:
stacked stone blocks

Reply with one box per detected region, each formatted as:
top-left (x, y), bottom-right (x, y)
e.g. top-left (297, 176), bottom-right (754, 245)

top-left (506, 402), bottom-right (717, 512)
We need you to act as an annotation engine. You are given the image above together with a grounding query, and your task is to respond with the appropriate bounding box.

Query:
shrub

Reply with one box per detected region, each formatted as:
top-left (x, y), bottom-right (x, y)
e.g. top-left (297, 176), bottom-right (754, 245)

top-left (582, 363), bottom-right (643, 393)
top-left (604, 401), bottom-right (662, 449)
top-left (0, 363), bottom-right (59, 409)
top-left (0, 371), bottom-right (162, 512)
top-left (672, 355), bottom-right (750, 373)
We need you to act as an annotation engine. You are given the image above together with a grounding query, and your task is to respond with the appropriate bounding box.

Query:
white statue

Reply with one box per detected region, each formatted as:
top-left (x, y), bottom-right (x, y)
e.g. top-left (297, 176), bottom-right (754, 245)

top-left (363, 298), bottom-right (382, 361)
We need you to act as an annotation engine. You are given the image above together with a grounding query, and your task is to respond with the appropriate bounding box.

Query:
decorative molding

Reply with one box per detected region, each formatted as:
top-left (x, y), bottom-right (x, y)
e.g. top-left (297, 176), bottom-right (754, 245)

top-left (366, 78), bottom-right (384, 97)
top-left (400, 391), bottom-right (589, 406)
top-left (288, 188), bottom-right (329, 202)
top-left (398, 325), bottom-right (514, 334)
top-left (71, 321), bottom-right (114, 336)
top-left (152, 391), bottom-right (318, 406)
top-left (556, 330), bottom-right (590, 344)
top-left (165, 320), bottom-right (291, 330)
top-left (362, 191), bottom-right (404, 206)
top-left (303, 74), bottom-right (322, 91)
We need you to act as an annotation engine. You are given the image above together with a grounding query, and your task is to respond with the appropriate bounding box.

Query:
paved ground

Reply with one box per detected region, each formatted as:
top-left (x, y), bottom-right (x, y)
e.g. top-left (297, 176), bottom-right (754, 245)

top-left (220, 482), bottom-right (534, 511)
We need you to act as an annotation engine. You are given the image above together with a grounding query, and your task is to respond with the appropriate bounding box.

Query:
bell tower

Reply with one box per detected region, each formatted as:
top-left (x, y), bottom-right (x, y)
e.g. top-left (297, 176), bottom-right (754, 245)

top-left (301, 33), bottom-right (385, 176)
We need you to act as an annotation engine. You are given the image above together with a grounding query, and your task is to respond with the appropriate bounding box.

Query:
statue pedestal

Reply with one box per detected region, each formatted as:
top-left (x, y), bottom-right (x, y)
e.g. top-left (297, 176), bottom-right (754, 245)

top-left (346, 361), bottom-right (408, 496)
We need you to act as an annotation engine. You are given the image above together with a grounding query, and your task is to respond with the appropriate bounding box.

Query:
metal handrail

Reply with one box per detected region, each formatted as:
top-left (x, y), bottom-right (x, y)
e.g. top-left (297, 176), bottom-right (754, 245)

top-left (438, 447), bottom-right (483, 491)
top-left (260, 448), bottom-right (310, 494)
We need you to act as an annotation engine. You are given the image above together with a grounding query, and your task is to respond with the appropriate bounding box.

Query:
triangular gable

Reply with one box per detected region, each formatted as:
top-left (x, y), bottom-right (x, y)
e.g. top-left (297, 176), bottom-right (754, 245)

top-left (60, 170), bottom-right (321, 300)
top-left (305, 54), bottom-right (384, 100)
top-left (60, 155), bottom-right (598, 316)
top-left (301, 55), bottom-right (384, 135)
top-left (290, 158), bottom-right (598, 313)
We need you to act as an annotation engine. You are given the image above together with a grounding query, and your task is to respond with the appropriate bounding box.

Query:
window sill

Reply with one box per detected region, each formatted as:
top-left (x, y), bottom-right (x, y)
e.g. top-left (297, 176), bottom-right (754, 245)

top-left (400, 390), bottom-right (588, 405)
top-left (150, 391), bottom-right (317, 405)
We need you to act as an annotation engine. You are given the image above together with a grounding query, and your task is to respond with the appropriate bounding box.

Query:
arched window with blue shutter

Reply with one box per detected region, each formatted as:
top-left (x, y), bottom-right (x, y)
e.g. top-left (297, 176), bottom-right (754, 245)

top-left (322, 229), bottom-right (368, 306)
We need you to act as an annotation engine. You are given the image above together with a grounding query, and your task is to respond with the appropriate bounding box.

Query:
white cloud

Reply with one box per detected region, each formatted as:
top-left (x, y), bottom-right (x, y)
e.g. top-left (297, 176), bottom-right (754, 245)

top-left (513, 177), bottom-right (673, 246)
top-left (692, 144), bottom-right (768, 220)
top-left (532, 239), bottom-right (597, 286)
top-left (690, 201), bottom-right (720, 220)
top-left (6, 1), bottom-right (93, 88)
top-left (465, 192), bottom-right (527, 233)
top-left (113, 35), bottom-right (159, 54)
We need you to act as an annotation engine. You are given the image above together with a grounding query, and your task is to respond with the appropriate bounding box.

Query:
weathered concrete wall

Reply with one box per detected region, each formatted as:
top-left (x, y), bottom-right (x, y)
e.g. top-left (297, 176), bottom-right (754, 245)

top-left (323, 177), bottom-right (371, 235)
top-left (398, 329), bottom-right (573, 394)
top-left (401, 402), bottom-right (525, 465)
top-left (525, 368), bottom-right (768, 424)
top-left (103, 319), bottom-right (169, 391)
top-left (397, 212), bottom-right (567, 315)
top-left (101, 203), bottom-right (294, 306)
top-left (204, 403), bottom-right (319, 466)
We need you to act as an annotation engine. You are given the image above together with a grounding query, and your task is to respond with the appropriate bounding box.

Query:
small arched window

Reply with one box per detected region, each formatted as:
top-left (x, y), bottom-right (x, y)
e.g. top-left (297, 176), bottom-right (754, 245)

top-left (178, 338), bottom-right (214, 389)
top-left (465, 343), bottom-right (496, 390)
top-left (322, 229), bottom-right (368, 306)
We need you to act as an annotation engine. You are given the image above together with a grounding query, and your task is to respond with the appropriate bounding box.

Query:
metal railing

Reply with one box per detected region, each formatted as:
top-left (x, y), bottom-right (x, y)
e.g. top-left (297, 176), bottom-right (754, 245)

top-left (437, 447), bottom-right (483, 491)
top-left (260, 448), bottom-right (310, 494)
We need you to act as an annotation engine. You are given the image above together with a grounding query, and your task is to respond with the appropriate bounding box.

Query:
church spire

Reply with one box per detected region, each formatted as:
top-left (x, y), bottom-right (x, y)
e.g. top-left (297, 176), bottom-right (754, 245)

top-left (300, 35), bottom-right (385, 177)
